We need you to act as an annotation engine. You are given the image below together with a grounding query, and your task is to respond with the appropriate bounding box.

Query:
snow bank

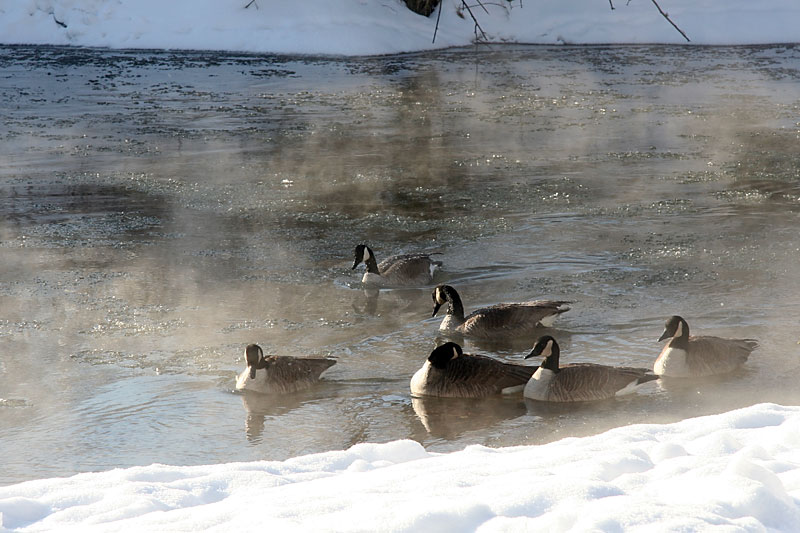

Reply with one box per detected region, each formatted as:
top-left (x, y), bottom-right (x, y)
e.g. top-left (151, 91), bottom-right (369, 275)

top-left (0, 0), bottom-right (799, 55)
top-left (2, 403), bottom-right (800, 532)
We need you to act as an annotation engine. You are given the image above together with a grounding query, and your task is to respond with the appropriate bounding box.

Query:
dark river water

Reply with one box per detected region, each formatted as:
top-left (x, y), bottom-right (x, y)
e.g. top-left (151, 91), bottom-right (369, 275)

top-left (1, 44), bottom-right (799, 486)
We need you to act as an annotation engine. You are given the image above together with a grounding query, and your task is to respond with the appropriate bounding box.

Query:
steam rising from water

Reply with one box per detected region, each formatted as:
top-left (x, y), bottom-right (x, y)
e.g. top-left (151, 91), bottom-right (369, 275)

top-left (1, 44), bottom-right (799, 485)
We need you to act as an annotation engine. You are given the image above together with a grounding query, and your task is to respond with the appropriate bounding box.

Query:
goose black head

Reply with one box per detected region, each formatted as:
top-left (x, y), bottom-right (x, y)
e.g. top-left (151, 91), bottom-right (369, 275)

top-left (352, 244), bottom-right (372, 270)
top-left (525, 335), bottom-right (560, 371)
top-left (658, 315), bottom-right (689, 342)
top-left (428, 342), bottom-right (463, 370)
top-left (245, 343), bottom-right (264, 379)
top-left (431, 285), bottom-right (454, 317)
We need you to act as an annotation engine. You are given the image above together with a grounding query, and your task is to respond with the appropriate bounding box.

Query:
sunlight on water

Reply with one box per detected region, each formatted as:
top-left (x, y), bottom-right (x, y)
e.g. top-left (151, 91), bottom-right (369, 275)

top-left (1, 44), bottom-right (799, 485)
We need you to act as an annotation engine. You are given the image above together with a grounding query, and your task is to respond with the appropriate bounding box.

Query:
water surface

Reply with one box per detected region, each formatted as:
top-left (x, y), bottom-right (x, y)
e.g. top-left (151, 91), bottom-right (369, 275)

top-left (1, 44), bottom-right (800, 485)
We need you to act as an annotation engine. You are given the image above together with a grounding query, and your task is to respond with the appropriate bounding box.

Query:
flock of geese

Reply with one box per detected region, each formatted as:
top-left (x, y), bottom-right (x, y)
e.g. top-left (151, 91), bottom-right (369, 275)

top-left (235, 244), bottom-right (759, 403)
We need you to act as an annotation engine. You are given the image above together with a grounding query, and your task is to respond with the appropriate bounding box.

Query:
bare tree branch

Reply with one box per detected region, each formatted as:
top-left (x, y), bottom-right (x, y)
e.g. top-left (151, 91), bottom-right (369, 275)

top-left (650, 0), bottom-right (690, 42)
top-left (431, 1), bottom-right (689, 46)
top-left (432, 2), bottom-right (443, 43)
top-left (52, 12), bottom-right (67, 28)
top-left (475, 0), bottom-right (490, 16)
top-left (244, 0), bottom-right (259, 9)
top-left (461, 1), bottom-right (489, 41)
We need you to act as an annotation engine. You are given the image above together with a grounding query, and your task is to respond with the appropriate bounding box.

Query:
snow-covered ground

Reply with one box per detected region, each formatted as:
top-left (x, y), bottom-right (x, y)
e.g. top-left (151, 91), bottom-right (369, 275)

top-left (1, 0), bottom-right (799, 55)
top-left (1, 403), bottom-right (799, 531)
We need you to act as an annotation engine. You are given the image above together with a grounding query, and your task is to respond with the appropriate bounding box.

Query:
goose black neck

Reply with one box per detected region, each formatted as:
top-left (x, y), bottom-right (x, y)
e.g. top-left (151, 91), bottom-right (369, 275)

top-left (671, 317), bottom-right (690, 348)
top-left (678, 318), bottom-right (690, 339)
top-left (442, 286), bottom-right (465, 320)
top-left (540, 346), bottom-right (560, 372)
top-left (364, 252), bottom-right (380, 274)
top-left (670, 331), bottom-right (690, 350)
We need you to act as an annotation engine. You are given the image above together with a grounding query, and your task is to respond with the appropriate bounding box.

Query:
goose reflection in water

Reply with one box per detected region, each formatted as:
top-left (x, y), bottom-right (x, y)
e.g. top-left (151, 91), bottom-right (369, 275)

top-left (352, 286), bottom-right (429, 318)
top-left (411, 395), bottom-right (528, 439)
top-left (240, 391), bottom-right (312, 443)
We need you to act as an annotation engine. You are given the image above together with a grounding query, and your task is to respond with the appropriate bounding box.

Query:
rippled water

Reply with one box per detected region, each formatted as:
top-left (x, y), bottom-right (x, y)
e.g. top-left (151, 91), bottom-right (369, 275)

top-left (1, 44), bottom-right (800, 485)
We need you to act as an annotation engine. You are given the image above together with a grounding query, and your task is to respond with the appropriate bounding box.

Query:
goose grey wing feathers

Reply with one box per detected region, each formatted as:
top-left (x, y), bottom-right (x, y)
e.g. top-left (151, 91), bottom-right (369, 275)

top-left (686, 335), bottom-right (758, 376)
top-left (546, 364), bottom-right (657, 402)
top-left (378, 253), bottom-right (441, 285)
top-left (428, 354), bottom-right (537, 398)
top-left (261, 356), bottom-right (337, 393)
top-left (459, 300), bottom-right (570, 339)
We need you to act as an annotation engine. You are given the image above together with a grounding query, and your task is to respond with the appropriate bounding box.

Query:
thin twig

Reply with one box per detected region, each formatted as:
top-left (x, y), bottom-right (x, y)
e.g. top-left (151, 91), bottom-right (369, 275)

top-left (650, 0), bottom-right (690, 42)
top-left (244, 0), bottom-right (259, 9)
top-left (52, 13), bottom-right (67, 28)
top-left (432, 1), bottom-right (443, 43)
top-left (608, 0), bottom-right (615, 10)
top-left (466, 1), bottom-right (512, 7)
top-left (474, 0), bottom-right (490, 15)
top-left (461, 1), bottom-right (489, 41)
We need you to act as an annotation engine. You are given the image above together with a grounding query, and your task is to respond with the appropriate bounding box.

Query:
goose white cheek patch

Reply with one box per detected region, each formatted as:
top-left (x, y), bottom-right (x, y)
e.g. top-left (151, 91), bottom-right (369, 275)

top-left (541, 340), bottom-right (553, 358)
top-left (435, 288), bottom-right (446, 305)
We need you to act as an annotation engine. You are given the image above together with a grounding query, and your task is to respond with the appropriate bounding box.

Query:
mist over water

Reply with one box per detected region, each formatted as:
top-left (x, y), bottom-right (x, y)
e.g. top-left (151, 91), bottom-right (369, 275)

top-left (1, 44), bottom-right (799, 485)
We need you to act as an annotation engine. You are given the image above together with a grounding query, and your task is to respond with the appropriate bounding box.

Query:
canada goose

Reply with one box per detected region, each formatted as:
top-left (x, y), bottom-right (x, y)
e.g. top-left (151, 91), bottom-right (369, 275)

top-left (235, 344), bottom-right (336, 394)
top-left (431, 284), bottom-right (570, 339)
top-left (523, 336), bottom-right (658, 402)
top-left (410, 342), bottom-right (538, 398)
top-left (352, 244), bottom-right (442, 287)
top-left (654, 315), bottom-right (759, 377)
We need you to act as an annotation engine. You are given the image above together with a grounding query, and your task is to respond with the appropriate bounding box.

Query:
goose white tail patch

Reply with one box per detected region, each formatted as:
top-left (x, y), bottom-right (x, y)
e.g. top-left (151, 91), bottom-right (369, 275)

top-left (539, 314), bottom-right (557, 328)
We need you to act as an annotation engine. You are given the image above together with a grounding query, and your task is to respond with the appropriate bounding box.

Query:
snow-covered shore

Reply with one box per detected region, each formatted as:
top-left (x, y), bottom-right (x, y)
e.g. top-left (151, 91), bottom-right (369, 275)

top-left (1, 0), bottom-right (799, 56)
top-left (2, 403), bottom-right (799, 531)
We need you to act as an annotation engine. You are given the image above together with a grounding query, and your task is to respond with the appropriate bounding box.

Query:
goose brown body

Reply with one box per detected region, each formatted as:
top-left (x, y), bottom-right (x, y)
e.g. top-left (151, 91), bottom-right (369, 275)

top-left (524, 336), bottom-right (658, 402)
top-left (236, 344), bottom-right (336, 394)
top-left (432, 285), bottom-right (570, 340)
top-left (352, 244), bottom-right (442, 287)
top-left (654, 315), bottom-right (758, 377)
top-left (410, 342), bottom-right (537, 398)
